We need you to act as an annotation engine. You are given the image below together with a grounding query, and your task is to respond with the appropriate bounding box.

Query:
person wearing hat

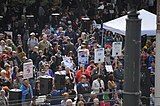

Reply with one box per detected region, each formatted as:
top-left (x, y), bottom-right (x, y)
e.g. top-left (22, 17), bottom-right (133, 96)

top-left (27, 32), bottom-right (38, 55)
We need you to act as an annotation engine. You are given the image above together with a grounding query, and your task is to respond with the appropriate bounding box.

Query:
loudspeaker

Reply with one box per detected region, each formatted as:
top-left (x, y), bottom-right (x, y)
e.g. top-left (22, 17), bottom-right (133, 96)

top-left (40, 76), bottom-right (53, 95)
top-left (9, 89), bottom-right (22, 106)
top-left (54, 74), bottom-right (65, 90)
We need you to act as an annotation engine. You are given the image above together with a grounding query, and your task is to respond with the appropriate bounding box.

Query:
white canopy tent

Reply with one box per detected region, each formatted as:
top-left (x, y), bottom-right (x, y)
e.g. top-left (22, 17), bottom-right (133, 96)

top-left (103, 9), bottom-right (156, 36)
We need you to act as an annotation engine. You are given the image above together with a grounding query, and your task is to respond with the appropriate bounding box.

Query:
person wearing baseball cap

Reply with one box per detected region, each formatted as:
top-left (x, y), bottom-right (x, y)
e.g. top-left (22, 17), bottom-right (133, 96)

top-left (27, 32), bottom-right (38, 53)
top-left (30, 32), bottom-right (35, 36)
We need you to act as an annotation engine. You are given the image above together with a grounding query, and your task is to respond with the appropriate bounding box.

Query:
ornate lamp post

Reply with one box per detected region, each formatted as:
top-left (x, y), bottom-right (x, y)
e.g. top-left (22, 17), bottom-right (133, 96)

top-left (123, 0), bottom-right (141, 106)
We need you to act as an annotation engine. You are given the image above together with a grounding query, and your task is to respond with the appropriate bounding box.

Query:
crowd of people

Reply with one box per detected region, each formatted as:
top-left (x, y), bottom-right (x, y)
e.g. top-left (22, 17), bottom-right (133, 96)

top-left (0, 0), bottom-right (157, 106)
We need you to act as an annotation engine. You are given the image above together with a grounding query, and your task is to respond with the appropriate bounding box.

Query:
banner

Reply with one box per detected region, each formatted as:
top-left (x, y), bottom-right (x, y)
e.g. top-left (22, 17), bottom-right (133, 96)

top-left (94, 48), bottom-right (105, 63)
top-left (23, 62), bottom-right (33, 79)
top-left (112, 42), bottom-right (122, 57)
top-left (78, 49), bottom-right (89, 65)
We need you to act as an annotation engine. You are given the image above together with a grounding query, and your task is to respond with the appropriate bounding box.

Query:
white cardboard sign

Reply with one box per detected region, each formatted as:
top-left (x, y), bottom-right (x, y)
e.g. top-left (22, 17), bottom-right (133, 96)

top-left (78, 49), bottom-right (89, 65)
top-left (112, 42), bottom-right (122, 57)
top-left (105, 65), bottom-right (114, 72)
top-left (94, 48), bottom-right (105, 63)
top-left (62, 56), bottom-right (73, 70)
top-left (23, 62), bottom-right (33, 79)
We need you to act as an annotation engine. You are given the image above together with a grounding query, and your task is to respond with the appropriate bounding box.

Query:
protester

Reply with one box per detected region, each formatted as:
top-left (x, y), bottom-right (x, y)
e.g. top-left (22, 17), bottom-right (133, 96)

top-left (113, 62), bottom-right (124, 90)
top-left (107, 74), bottom-right (117, 99)
top-left (0, 0), bottom-right (156, 105)
top-left (76, 94), bottom-right (86, 106)
top-left (110, 93), bottom-right (122, 106)
top-left (20, 79), bottom-right (33, 104)
top-left (0, 90), bottom-right (8, 106)
top-left (66, 99), bottom-right (73, 106)
top-left (91, 74), bottom-right (105, 101)
top-left (27, 32), bottom-right (39, 56)
top-left (61, 92), bottom-right (70, 106)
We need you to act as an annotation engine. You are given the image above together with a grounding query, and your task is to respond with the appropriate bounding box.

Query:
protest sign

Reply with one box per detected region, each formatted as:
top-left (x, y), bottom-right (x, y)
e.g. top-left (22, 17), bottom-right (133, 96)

top-left (78, 49), bottom-right (89, 65)
top-left (62, 56), bottom-right (73, 70)
top-left (94, 48), bottom-right (105, 63)
top-left (112, 42), bottom-right (122, 57)
top-left (23, 62), bottom-right (33, 79)
top-left (105, 65), bottom-right (114, 72)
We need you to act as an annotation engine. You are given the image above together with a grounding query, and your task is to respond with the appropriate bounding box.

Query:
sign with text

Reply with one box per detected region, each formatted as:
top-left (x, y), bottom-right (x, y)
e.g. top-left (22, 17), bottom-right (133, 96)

top-left (23, 62), bottom-right (33, 79)
top-left (62, 56), bottom-right (74, 70)
top-left (94, 48), bottom-right (105, 63)
top-left (112, 42), bottom-right (122, 57)
top-left (78, 49), bottom-right (89, 65)
top-left (105, 65), bottom-right (114, 72)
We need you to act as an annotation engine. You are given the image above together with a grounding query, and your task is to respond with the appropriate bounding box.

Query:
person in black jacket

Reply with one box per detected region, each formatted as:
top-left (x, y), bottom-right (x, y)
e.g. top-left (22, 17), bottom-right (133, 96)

top-left (30, 46), bottom-right (39, 66)
top-left (113, 62), bottom-right (124, 90)
top-left (65, 26), bottom-right (77, 45)
top-left (64, 38), bottom-right (76, 56)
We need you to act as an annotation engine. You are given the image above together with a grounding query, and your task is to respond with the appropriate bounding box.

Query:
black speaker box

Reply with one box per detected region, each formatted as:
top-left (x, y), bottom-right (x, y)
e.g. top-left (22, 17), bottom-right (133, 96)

top-left (54, 74), bottom-right (65, 90)
top-left (40, 76), bottom-right (53, 95)
top-left (9, 89), bottom-right (22, 106)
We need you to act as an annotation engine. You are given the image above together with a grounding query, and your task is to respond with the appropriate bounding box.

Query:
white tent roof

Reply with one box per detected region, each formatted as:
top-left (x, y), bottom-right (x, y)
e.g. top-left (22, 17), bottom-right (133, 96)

top-left (103, 9), bottom-right (156, 36)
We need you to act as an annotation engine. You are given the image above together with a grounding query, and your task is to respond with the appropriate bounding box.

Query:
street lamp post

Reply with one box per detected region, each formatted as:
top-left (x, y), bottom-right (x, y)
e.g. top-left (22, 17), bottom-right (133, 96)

top-left (155, 0), bottom-right (160, 105)
top-left (123, 0), bottom-right (141, 106)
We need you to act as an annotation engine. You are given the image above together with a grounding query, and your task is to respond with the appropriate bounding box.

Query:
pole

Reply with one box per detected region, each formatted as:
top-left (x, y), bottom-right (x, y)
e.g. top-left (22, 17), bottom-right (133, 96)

top-left (155, 0), bottom-right (160, 105)
top-left (123, 0), bottom-right (141, 106)
top-left (101, 19), bottom-right (104, 47)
